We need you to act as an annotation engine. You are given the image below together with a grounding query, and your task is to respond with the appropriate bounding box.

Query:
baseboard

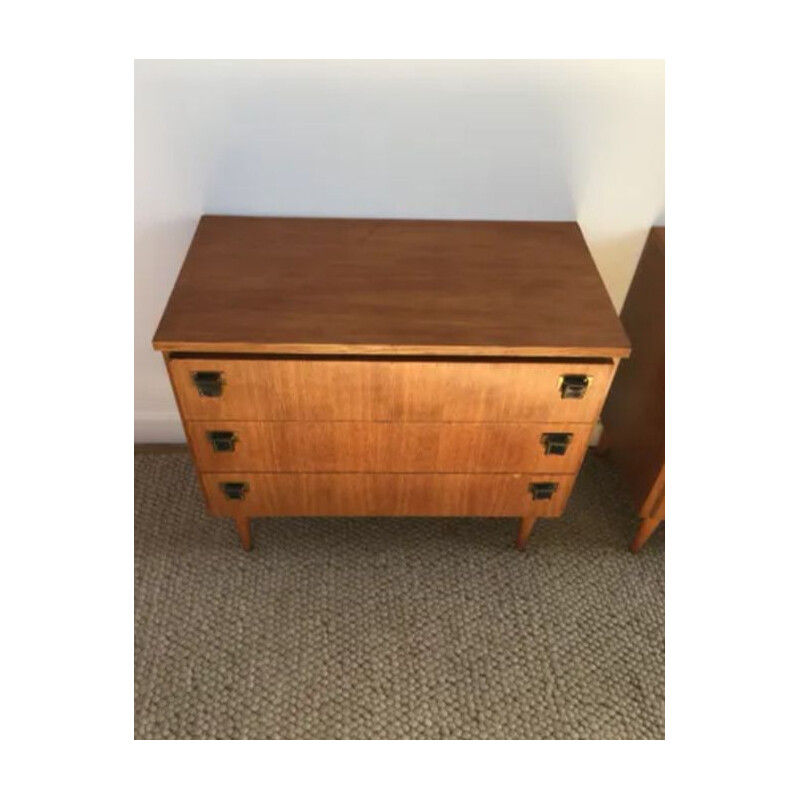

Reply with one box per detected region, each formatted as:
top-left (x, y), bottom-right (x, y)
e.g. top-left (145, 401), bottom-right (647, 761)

top-left (135, 442), bottom-right (189, 454)
top-left (135, 411), bottom-right (185, 444)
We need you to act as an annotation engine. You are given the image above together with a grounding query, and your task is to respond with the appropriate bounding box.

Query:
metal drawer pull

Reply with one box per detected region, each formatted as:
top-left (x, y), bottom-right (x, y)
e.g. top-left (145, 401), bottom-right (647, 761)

top-left (558, 374), bottom-right (592, 399)
top-left (192, 371), bottom-right (224, 397)
top-left (207, 430), bottom-right (237, 452)
top-left (541, 432), bottom-right (572, 456)
top-left (220, 482), bottom-right (249, 500)
top-left (529, 482), bottom-right (558, 501)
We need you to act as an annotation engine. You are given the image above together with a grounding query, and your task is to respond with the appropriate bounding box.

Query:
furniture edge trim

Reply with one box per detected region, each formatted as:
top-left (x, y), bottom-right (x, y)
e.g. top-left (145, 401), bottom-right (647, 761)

top-left (152, 340), bottom-right (632, 358)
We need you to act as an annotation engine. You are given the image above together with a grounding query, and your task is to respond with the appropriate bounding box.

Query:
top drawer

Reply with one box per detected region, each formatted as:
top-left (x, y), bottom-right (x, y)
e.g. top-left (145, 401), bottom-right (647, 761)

top-left (168, 357), bottom-right (614, 423)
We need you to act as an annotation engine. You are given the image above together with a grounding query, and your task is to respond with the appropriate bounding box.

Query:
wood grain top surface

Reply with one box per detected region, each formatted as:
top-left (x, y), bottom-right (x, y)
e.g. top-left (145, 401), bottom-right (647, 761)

top-left (153, 215), bottom-right (630, 357)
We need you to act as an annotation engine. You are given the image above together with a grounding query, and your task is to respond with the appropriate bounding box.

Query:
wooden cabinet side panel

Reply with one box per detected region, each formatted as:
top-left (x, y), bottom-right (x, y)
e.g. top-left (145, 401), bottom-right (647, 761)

top-left (601, 228), bottom-right (664, 510)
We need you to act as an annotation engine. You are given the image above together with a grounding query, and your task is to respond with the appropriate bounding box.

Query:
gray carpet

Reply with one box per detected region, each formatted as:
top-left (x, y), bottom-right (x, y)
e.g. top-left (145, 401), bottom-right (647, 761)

top-left (134, 452), bottom-right (664, 739)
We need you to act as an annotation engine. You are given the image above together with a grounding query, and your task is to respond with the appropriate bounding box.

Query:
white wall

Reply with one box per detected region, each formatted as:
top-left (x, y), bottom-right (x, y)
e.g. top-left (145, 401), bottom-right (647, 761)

top-left (135, 59), bottom-right (664, 442)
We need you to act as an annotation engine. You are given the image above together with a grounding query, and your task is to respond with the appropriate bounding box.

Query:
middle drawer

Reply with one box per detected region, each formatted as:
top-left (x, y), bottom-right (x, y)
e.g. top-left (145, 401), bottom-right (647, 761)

top-left (186, 421), bottom-right (591, 474)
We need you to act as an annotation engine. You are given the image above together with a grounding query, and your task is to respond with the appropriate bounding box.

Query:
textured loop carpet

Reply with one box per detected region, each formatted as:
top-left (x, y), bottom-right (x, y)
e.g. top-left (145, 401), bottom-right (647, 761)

top-left (134, 452), bottom-right (664, 739)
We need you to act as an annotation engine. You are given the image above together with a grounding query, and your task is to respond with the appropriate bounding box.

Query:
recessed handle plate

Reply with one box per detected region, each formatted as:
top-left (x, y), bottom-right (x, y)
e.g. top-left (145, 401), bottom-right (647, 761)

top-left (529, 481), bottom-right (558, 501)
top-left (192, 371), bottom-right (224, 397)
top-left (558, 374), bottom-right (592, 399)
top-left (207, 430), bottom-right (237, 453)
top-left (220, 481), bottom-right (248, 500)
top-left (541, 432), bottom-right (572, 456)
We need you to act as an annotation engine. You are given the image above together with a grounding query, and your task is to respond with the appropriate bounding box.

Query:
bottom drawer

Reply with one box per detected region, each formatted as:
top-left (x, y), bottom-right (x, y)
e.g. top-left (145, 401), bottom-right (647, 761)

top-left (201, 472), bottom-right (576, 518)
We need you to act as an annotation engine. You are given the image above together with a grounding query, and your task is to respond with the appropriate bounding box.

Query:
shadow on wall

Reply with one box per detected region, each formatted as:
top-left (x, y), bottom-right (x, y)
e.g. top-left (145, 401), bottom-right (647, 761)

top-left (134, 218), bottom-right (199, 441)
top-left (580, 228), bottom-right (659, 312)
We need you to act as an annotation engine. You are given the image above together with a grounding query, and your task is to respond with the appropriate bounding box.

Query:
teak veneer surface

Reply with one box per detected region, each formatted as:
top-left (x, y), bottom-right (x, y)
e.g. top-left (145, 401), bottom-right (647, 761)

top-left (601, 227), bottom-right (664, 512)
top-left (153, 216), bottom-right (630, 358)
top-left (169, 357), bottom-right (615, 423)
top-left (186, 421), bottom-right (593, 474)
top-left (203, 472), bottom-right (576, 518)
top-left (152, 215), bottom-right (629, 550)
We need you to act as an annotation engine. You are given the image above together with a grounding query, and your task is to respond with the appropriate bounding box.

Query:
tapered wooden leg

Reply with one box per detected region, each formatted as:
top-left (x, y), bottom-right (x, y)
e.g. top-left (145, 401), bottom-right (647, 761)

top-left (516, 515), bottom-right (537, 551)
top-left (631, 517), bottom-right (660, 553)
top-left (234, 517), bottom-right (252, 551)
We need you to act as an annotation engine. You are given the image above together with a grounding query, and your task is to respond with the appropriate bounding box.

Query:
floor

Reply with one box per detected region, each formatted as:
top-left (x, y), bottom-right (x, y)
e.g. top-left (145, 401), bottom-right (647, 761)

top-left (134, 451), bottom-right (664, 739)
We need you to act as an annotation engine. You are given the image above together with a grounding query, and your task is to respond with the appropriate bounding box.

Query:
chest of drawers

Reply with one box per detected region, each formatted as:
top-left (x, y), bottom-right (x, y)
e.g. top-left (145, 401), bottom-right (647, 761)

top-left (153, 216), bottom-right (629, 551)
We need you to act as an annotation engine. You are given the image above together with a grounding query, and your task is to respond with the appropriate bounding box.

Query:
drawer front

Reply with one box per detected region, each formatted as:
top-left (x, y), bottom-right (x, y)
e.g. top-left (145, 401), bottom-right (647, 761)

top-left (169, 358), bottom-right (614, 422)
top-left (203, 472), bottom-right (576, 518)
top-left (187, 421), bottom-right (592, 474)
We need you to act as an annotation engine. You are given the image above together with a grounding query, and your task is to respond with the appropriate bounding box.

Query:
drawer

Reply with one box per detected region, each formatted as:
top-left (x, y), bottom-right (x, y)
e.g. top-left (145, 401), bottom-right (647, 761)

top-left (169, 357), bottom-right (614, 422)
top-left (187, 421), bottom-right (592, 474)
top-left (202, 472), bottom-right (576, 518)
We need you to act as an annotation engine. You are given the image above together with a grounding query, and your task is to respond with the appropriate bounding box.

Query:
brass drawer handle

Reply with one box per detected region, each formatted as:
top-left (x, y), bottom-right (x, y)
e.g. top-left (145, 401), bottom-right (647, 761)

top-left (192, 371), bottom-right (224, 397)
top-left (558, 374), bottom-right (592, 399)
top-left (541, 433), bottom-right (572, 456)
top-left (207, 430), bottom-right (238, 453)
top-left (220, 481), bottom-right (249, 500)
top-left (529, 482), bottom-right (558, 501)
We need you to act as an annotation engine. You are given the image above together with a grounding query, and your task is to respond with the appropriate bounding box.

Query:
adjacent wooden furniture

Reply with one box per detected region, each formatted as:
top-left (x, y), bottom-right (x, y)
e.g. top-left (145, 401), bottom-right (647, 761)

top-left (597, 227), bottom-right (664, 552)
top-left (153, 216), bottom-right (630, 551)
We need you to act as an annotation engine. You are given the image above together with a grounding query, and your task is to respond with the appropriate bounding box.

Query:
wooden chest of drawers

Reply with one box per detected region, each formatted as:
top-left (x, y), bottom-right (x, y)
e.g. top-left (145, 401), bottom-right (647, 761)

top-left (153, 216), bottom-right (629, 551)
